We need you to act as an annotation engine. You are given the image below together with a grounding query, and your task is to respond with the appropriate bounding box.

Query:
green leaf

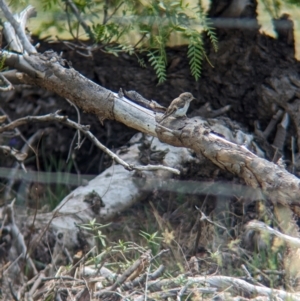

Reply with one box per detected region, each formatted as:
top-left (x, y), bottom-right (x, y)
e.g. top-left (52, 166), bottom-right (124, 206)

top-left (35, 0), bottom-right (219, 83)
top-left (188, 37), bottom-right (204, 81)
top-left (147, 51), bottom-right (167, 84)
top-left (203, 18), bottom-right (218, 52)
top-left (92, 24), bottom-right (106, 42)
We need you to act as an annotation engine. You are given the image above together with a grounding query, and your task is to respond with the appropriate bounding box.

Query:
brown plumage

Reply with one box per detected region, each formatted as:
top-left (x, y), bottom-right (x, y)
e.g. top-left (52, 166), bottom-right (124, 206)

top-left (160, 92), bottom-right (195, 122)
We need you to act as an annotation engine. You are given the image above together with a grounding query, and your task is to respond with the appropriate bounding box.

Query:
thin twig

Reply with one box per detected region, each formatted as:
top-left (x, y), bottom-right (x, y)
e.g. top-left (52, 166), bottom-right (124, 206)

top-left (42, 276), bottom-right (84, 282)
top-left (247, 220), bottom-right (300, 248)
top-left (0, 107), bottom-right (36, 154)
top-left (0, 73), bottom-right (14, 91)
top-left (133, 33), bottom-right (147, 48)
top-left (3, 253), bottom-right (23, 275)
top-left (0, 112), bottom-right (180, 175)
top-left (195, 206), bottom-right (232, 237)
top-left (67, 246), bottom-right (96, 276)
top-left (65, 97), bottom-right (82, 163)
top-left (150, 249), bottom-right (169, 262)
top-left (27, 193), bottom-right (74, 259)
top-left (64, 0), bottom-right (92, 38)
top-left (9, 282), bottom-right (18, 301)
top-left (103, 1), bottom-right (124, 24)
top-left (103, 0), bottom-right (109, 24)
top-left (28, 271), bottom-right (46, 297)
top-left (65, 1), bottom-right (77, 41)
top-left (4, 129), bottom-right (45, 200)
top-left (0, 2), bottom-right (36, 53)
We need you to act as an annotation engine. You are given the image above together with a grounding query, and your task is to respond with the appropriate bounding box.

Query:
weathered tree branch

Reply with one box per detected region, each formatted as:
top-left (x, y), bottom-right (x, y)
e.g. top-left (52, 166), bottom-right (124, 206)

top-left (1, 49), bottom-right (299, 206)
top-left (1, 5), bottom-right (300, 208)
top-left (0, 111), bottom-right (179, 175)
top-left (0, 2), bottom-right (36, 54)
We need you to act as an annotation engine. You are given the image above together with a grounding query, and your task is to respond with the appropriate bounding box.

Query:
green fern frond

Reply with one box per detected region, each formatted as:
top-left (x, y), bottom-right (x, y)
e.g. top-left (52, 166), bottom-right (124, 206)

top-left (203, 18), bottom-right (218, 52)
top-left (91, 23), bottom-right (120, 44)
top-left (196, 3), bottom-right (218, 52)
top-left (120, 44), bottom-right (135, 55)
top-left (138, 57), bottom-right (146, 68)
top-left (92, 24), bottom-right (106, 43)
top-left (187, 38), bottom-right (204, 81)
top-left (36, 0), bottom-right (219, 84)
top-left (155, 35), bottom-right (168, 64)
top-left (147, 50), bottom-right (167, 84)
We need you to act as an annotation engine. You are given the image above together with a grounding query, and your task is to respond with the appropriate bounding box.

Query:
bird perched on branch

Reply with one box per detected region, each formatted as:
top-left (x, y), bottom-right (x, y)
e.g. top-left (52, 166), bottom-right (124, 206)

top-left (159, 92), bottom-right (196, 123)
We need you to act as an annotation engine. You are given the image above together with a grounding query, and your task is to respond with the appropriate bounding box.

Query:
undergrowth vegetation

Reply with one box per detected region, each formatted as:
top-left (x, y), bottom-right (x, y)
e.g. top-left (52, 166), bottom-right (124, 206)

top-left (7, 0), bottom-right (219, 83)
top-left (5, 0), bottom-right (300, 83)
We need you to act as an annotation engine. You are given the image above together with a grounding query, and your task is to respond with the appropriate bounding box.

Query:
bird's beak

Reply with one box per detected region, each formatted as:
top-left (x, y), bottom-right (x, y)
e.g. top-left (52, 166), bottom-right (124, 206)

top-left (192, 97), bottom-right (197, 101)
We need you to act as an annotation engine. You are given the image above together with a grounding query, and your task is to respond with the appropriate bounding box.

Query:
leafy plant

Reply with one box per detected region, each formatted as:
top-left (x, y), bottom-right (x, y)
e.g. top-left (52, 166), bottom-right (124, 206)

top-left (260, 0), bottom-right (281, 18)
top-left (41, 0), bottom-right (59, 11)
top-left (79, 219), bottom-right (111, 252)
top-left (41, 153), bottom-right (74, 209)
top-left (135, 0), bottom-right (218, 82)
top-left (6, 0), bottom-right (300, 82)
top-left (27, 0), bottom-right (218, 83)
top-left (187, 31), bottom-right (204, 81)
top-left (148, 50), bottom-right (167, 84)
top-left (140, 230), bottom-right (162, 254)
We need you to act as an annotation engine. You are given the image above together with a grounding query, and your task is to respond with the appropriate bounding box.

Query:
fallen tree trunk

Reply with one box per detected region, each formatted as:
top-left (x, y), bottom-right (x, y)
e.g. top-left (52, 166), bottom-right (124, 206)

top-left (3, 44), bottom-right (300, 206)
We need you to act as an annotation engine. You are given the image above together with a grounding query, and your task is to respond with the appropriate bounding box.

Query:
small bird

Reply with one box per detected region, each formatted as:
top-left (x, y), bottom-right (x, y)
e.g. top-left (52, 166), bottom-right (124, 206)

top-left (159, 92), bottom-right (196, 122)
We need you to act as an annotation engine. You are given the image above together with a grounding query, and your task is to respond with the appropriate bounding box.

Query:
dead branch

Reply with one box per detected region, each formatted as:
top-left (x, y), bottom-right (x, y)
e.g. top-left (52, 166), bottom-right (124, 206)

top-left (0, 5), bottom-right (298, 206)
top-left (0, 73), bottom-right (14, 91)
top-left (0, 111), bottom-right (180, 175)
top-left (29, 264), bottom-right (300, 301)
top-left (99, 249), bottom-right (151, 295)
top-left (64, 0), bottom-right (92, 38)
top-left (2, 199), bottom-right (38, 277)
top-left (0, 2), bottom-right (36, 54)
top-left (4, 128), bottom-right (47, 200)
top-left (0, 145), bottom-right (27, 163)
top-left (246, 220), bottom-right (300, 248)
